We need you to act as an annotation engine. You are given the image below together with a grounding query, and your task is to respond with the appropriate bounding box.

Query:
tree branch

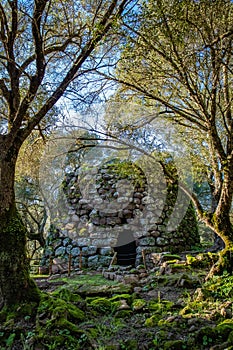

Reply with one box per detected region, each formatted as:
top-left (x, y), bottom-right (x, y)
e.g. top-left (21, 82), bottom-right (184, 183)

top-left (20, 0), bottom-right (131, 141)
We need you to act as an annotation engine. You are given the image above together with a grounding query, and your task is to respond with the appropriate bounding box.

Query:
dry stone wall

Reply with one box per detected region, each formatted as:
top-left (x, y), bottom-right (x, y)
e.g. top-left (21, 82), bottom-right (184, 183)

top-left (41, 160), bottom-right (200, 269)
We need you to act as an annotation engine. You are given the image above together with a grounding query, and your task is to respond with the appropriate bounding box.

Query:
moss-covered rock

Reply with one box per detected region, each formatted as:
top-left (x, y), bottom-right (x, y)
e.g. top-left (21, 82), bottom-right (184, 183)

top-left (109, 293), bottom-right (133, 304)
top-left (145, 314), bottom-right (160, 327)
top-left (186, 253), bottom-right (218, 268)
top-left (132, 298), bottom-right (147, 311)
top-left (52, 288), bottom-right (83, 303)
top-left (89, 297), bottom-right (113, 314)
top-left (37, 293), bottom-right (85, 332)
top-left (34, 331), bottom-right (90, 350)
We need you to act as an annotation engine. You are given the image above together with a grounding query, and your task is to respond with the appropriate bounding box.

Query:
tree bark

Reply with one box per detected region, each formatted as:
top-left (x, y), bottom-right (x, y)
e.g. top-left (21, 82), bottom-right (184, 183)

top-left (0, 138), bottom-right (40, 307)
top-left (206, 175), bottom-right (233, 279)
top-left (206, 213), bottom-right (233, 280)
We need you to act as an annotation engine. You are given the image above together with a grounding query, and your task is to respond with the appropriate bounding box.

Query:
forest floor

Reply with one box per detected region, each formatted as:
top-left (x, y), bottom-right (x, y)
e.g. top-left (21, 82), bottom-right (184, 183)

top-left (0, 251), bottom-right (233, 350)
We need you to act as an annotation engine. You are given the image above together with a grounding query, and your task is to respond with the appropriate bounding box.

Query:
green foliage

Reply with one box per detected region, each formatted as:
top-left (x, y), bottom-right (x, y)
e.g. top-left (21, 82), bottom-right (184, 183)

top-left (5, 333), bottom-right (16, 348)
top-left (109, 293), bottom-right (133, 305)
top-left (163, 340), bottom-right (186, 350)
top-left (89, 297), bottom-right (113, 314)
top-left (52, 288), bottom-right (83, 303)
top-left (195, 326), bottom-right (216, 345)
top-left (186, 253), bottom-right (218, 268)
top-left (132, 298), bottom-right (147, 311)
top-left (204, 273), bottom-right (233, 299)
top-left (145, 314), bottom-right (160, 327)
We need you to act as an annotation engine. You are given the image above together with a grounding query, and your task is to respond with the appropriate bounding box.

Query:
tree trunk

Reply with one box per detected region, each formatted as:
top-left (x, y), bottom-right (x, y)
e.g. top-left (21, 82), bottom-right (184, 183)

top-left (206, 211), bottom-right (233, 280)
top-left (205, 162), bottom-right (233, 279)
top-left (0, 141), bottom-right (40, 308)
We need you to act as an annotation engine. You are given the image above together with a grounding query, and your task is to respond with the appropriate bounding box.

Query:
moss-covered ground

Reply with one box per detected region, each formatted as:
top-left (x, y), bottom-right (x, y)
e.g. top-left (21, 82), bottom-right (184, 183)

top-left (0, 254), bottom-right (233, 349)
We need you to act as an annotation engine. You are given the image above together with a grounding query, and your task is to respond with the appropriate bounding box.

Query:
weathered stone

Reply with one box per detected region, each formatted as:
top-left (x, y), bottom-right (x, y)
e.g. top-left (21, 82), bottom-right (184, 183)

top-left (88, 255), bottom-right (99, 268)
top-left (122, 209), bottom-right (133, 218)
top-left (68, 209), bottom-right (76, 215)
top-left (55, 246), bottom-right (66, 256)
top-left (106, 217), bottom-right (121, 226)
top-left (52, 239), bottom-right (63, 250)
top-left (117, 300), bottom-right (130, 310)
top-left (98, 256), bottom-right (112, 266)
top-left (133, 198), bottom-right (141, 204)
top-left (123, 275), bottom-right (139, 284)
top-left (66, 245), bottom-right (73, 254)
top-left (91, 217), bottom-right (100, 225)
top-left (103, 271), bottom-right (113, 279)
top-left (76, 238), bottom-right (91, 246)
top-left (150, 230), bottom-right (160, 238)
top-left (44, 248), bottom-right (54, 258)
top-left (99, 217), bottom-right (106, 225)
top-left (41, 159), bottom-right (200, 269)
top-left (79, 215), bottom-right (88, 223)
top-left (114, 275), bottom-right (124, 282)
top-left (70, 247), bottom-right (80, 257)
top-left (82, 246), bottom-right (98, 256)
top-left (135, 256), bottom-right (143, 267)
top-left (92, 238), bottom-right (117, 247)
top-left (90, 209), bottom-right (98, 217)
top-left (100, 247), bottom-right (114, 256)
top-left (134, 192), bottom-right (143, 199)
top-left (156, 237), bottom-right (169, 246)
top-left (63, 237), bottom-right (72, 246)
top-left (72, 214), bottom-right (80, 222)
top-left (136, 246), bottom-right (143, 254)
top-left (139, 237), bottom-right (156, 246)
top-left (53, 257), bottom-right (63, 264)
top-left (64, 223), bottom-right (75, 230)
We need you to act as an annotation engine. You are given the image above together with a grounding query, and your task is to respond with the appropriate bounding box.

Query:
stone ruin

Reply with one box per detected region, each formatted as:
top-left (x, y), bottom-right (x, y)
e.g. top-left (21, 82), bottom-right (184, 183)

top-left (40, 157), bottom-right (200, 272)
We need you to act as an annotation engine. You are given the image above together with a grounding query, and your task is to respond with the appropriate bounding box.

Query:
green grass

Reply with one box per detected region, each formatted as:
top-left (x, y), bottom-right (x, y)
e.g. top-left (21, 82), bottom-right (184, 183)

top-left (50, 273), bottom-right (119, 287)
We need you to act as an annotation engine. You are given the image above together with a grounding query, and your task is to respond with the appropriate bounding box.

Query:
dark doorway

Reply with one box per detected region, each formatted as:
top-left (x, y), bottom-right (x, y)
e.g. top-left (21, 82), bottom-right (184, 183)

top-left (114, 231), bottom-right (137, 266)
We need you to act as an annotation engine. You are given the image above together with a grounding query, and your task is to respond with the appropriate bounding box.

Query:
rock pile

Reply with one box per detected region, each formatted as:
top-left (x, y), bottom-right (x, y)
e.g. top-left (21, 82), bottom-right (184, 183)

top-left (40, 159), bottom-right (200, 270)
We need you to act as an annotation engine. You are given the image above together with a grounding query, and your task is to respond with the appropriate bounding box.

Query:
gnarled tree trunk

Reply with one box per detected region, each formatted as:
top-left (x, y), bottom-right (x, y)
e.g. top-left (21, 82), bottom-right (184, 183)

top-left (206, 173), bottom-right (233, 279)
top-left (0, 139), bottom-right (40, 307)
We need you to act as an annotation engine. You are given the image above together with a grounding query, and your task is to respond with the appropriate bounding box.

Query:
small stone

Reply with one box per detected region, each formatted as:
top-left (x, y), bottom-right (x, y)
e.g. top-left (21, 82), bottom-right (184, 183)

top-left (106, 217), bottom-right (122, 226)
top-left (156, 237), bottom-right (169, 246)
top-left (87, 255), bottom-right (99, 268)
top-left (91, 217), bottom-right (100, 225)
top-left (189, 325), bottom-right (197, 332)
top-left (72, 214), bottom-right (80, 222)
top-left (55, 246), bottom-right (66, 256)
top-left (70, 247), bottom-right (80, 257)
top-left (123, 275), bottom-right (139, 284)
top-left (139, 237), bottom-right (156, 246)
top-left (64, 223), bottom-right (75, 230)
top-left (77, 238), bottom-right (91, 246)
top-left (115, 275), bottom-right (124, 282)
top-left (66, 244), bottom-right (73, 254)
top-left (82, 246), bottom-right (97, 256)
top-left (53, 258), bottom-right (63, 264)
top-left (100, 247), bottom-right (114, 256)
top-left (63, 237), bottom-right (71, 246)
top-left (117, 300), bottom-right (130, 310)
